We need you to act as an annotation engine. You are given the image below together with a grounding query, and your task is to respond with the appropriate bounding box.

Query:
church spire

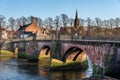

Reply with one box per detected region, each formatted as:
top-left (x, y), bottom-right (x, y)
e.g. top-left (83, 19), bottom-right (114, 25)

top-left (74, 9), bottom-right (79, 28)
top-left (75, 9), bottom-right (78, 20)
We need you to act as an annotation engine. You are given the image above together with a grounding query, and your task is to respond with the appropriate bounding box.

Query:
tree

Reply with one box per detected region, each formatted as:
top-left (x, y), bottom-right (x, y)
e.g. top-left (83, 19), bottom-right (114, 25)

top-left (20, 16), bottom-right (27, 25)
top-left (103, 19), bottom-right (112, 37)
top-left (79, 18), bottom-right (84, 26)
top-left (0, 15), bottom-right (5, 27)
top-left (48, 17), bottom-right (53, 29)
top-left (69, 18), bottom-right (74, 27)
top-left (44, 17), bottom-right (53, 29)
top-left (86, 17), bottom-right (92, 36)
top-left (36, 17), bottom-right (42, 27)
top-left (113, 18), bottom-right (120, 36)
top-left (115, 17), bottom-right (120, 27)
top-left (15, 18), bottom-right (22, 30)
top-left (108, 18), bottom-right (115, 28)
top-left (60, 14), bottom-right (69, 27)
top-left (103, 20), bottom-right (107, 27)
top-left (54, 16), bottom-right (61, 30)
top-left (1, 21), bottom-right (6, 27)
top-left (86, 17), bottom-right (92, 27)
top-left (0, 15), bottom-right (5, 40)
top-left (95, 17), bottom-right (102, 27)
top-left (8, 17), bottom-right (15, 30)
top-left (27, 16), bottom-right (34, 23)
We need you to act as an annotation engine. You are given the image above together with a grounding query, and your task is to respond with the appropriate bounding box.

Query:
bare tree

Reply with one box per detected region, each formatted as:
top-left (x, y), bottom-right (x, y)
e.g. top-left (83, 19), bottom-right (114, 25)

top-left (48, 17), bottom-right (53, 29)
top-left (27, 17), bottom-right (31, 24)
top-left (15, 18), bottom-right (22, 30)
top-left (44, 17), bottom-right (53, 29)
top-left (69, 18), bottom-right (74, 27)
top-left (0, 15), bottom-right (5, 40)
top-left (115, 17), bottom-right (120, 27)
top-left (8, 17), bottom-right (15, 30)
top-left (36, 17), bottom-right (42, 27)
top-left (79, 18), bottom-right (84, 26)
top-left (27, 16), bottom-right (35, 23)
top-left (86, 17), bottom-right (92, 27)
top-left (54, 16), bottom-right (61, 30)
top-left (60, 14), bottom-right (69, 27)
top-left (108, 18), bottom-right (115, 28)
top-left (0, 15), bottom-right (5, 28)
top-left (95, 17), bottom-right (102, 27)
top-left (86, 17), bottom-right (92, 36)
top-left (1, 21), bottom-right (6, 27)
top-left (103, 20), bottom-right (111, 37)
top-left (20, 16), bottom-right (27, 25)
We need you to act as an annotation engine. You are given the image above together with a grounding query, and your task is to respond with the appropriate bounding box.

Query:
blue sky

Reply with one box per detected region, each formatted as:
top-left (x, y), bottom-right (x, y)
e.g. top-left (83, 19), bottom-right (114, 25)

top-left (0, 0), bottom-right (120, 20)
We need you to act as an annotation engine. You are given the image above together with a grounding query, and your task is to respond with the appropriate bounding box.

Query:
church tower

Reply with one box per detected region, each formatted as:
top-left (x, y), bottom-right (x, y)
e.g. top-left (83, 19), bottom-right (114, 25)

top-left (74, 10), bottom-right (79, 29)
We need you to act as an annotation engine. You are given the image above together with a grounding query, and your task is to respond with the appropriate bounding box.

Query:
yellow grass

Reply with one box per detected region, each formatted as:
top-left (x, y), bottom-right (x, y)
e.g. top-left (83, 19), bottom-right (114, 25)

top-left (51, 59), bottom-right (64, 67)
top-left (0, 50), bottom-right (14, 55)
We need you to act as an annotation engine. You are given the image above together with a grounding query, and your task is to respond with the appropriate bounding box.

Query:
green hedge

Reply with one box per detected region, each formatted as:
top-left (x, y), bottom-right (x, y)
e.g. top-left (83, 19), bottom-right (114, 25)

top-left (18, 52), bottom-right (27, 59)
top-left (27, 55), bottom-right (38, 62)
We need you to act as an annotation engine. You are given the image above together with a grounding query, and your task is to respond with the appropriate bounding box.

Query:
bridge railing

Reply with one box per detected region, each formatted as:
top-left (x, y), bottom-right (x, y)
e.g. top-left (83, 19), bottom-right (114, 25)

top-left (10, 34), bottom-right (120, 42)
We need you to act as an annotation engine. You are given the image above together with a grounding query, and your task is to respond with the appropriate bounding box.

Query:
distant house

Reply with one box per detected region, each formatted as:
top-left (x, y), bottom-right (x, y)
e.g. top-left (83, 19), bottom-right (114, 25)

top-left (0, 27), bottom-right (15, 39)
top-left (0, 28), bottom-right (6, 39)
top-left (16, 21), bottom-right (44, 38)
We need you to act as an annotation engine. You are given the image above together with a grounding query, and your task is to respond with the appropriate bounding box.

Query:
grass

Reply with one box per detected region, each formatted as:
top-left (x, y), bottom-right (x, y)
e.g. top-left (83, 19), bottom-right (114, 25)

top-left (0, 50), bottom-right (14, 60)
top-left (50, 59), bottom-right (88, 71)
top-left (0, 50), bottom-right (14, 55)
top-left (39, 56), bottom-right (51, 66)
top-left (51, 59), bottom-right (64, 67)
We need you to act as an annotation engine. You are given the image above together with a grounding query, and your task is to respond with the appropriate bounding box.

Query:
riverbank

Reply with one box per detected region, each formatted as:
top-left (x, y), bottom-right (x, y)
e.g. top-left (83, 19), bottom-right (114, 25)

top-left (0, 50), bottom-right (15, 60)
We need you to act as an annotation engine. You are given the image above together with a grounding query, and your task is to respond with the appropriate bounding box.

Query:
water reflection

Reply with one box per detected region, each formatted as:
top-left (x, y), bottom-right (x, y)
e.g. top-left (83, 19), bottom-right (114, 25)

top-left (0, 56), bottom-right (14, 60)
top-left (0, 59), bottom-right (92, 80)
top-left (0, 60), bottom-right (48, 80)
top-left (49, 71), bottom-right (86, 80)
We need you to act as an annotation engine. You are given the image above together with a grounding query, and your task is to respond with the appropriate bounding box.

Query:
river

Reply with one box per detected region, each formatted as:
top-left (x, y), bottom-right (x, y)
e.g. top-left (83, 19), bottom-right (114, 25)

top-left (0, 57), bottom-right (92, 80)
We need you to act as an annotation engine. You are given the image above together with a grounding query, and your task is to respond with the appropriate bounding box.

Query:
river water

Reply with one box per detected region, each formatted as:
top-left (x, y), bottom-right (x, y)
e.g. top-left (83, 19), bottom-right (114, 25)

top-left (0, 58), bottom-right (92, 80)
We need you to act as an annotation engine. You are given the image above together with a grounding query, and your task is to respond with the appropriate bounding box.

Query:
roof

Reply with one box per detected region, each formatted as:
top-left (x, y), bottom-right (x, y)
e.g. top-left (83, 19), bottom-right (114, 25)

top-left (17, 24), bottom-right (31, 31)
top-left (25, 21), bottom-right (42, 33)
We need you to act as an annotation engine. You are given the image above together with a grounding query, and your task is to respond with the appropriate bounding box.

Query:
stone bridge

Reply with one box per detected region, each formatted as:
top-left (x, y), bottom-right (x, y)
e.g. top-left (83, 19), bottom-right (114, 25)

top-left (5, 39), bottom-right (120, 70)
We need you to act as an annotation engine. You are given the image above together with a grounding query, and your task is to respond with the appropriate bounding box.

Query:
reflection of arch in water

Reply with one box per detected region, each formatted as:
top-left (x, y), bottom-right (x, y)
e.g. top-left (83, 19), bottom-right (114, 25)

top-left (39, 45), bottom-right (50, 57)
top-left (62, 47), bottom-right (83, 62)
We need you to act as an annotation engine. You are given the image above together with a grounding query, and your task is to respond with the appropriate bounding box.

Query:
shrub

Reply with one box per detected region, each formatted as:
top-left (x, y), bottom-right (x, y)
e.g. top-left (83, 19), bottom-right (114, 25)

top-left (27, 55), bottom-right (38, 62)
top-left (18, 53), bottom-right (27, 59)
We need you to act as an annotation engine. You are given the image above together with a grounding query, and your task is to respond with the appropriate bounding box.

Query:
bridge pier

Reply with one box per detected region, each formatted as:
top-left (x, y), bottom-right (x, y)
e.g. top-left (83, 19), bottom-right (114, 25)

top-left (14, 47), bottom-right (18, 59)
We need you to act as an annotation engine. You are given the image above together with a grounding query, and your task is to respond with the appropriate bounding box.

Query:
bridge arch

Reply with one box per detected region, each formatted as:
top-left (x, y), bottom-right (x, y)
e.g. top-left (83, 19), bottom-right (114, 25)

top-left (39, 45), bottom-right (50, 58)
top-left (62, 46), bottom-right (88, 62)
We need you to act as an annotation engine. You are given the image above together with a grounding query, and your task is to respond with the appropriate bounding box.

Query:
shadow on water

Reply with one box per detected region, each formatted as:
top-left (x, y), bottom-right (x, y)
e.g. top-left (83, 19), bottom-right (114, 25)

top-left (0, 58), bottom-right (93, 80)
